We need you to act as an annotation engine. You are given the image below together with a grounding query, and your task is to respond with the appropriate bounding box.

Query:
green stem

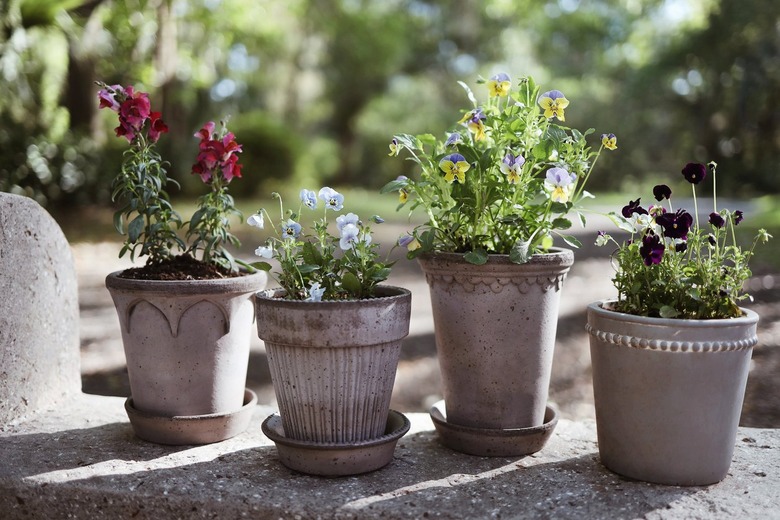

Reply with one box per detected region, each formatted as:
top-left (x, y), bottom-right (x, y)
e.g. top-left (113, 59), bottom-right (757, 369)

top-left (573, 143), bottom-right (604, 202)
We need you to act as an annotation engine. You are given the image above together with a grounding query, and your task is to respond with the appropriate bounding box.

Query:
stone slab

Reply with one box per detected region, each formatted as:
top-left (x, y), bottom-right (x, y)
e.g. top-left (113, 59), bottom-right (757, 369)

top-left (1, 393), bottom-right (778, 519)
top-left (0, 193), bottom-right (80, 426)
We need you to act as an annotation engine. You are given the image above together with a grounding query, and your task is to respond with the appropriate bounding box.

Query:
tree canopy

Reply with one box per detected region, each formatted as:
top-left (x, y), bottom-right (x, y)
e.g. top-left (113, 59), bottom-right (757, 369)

top-left (2, 0), bottom-right (778, 207)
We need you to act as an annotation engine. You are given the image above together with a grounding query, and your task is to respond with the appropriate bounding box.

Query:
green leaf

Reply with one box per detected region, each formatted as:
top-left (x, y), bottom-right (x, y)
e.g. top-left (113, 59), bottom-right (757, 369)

top-left (249, 262), bottom-right (271, 272)
top-left (659, 306), bottom-right (679, 318)
top-left (560, 234), bottom-right (583, 249)
top-left (457, 145), bottom-right (481, 165)
top-left (532, 141), bottom-right (551, 160)
top-left (510, 240), bottom-right (530, 264)
top-left (341, 272), bottom-right (362, 296)
top-left (550, 201), bottom-right (570, 213)
top-left (128, 216), bottom-right (144, 243)
top-left (457, 80), bottom-right (478, 107)
top-left (301, 241), bottom-right (323, 265)
top-left (417, 133), bottom-right (437, 147)
top-left (687, 287), bottom-right (702, 301)
top-left (420, 229), bottom-right (436, 250)
top-left (113, 209), bottom-right (125, 234)
top-left (499, 214), bottom-right (522, 224)
top-left (552, 218), bottom-right (572, 230)
top-left (297, 264), bottom-right (319, 274)
top-left (380, 178), bottom-right (409, 194)
top-left (607, 212), bottom-right (635, 233)
top-left (189, 207), bottom-right (206, 229)
top-left (464, 248), bottom-right (488, 265)
top-left (370, 267), bottom-right (392, 282)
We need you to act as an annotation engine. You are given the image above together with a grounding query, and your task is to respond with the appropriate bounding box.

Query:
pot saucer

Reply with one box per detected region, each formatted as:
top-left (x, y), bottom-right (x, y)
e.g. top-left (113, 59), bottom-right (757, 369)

top-left (429, 400), bottom-right (558, 457)
top-left (125, 388), bottom-right (257, 445)
top-left (261, 410), bottom-right (410, 477)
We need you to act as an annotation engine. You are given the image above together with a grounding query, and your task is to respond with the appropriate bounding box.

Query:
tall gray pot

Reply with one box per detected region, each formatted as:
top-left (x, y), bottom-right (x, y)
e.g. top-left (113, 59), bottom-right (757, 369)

top-left (106, 270), bottom-right (267, 418)
top-left (587, 301), bottom-right (759, 486)
top-left (418, 249), bottom-right (574, 429)
top-left (255, 286), bottom-right (412, 444)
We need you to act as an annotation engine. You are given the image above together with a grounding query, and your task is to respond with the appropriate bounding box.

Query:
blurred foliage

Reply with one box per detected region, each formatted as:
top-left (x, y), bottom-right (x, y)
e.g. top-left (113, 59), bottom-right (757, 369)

top-left (2, 0), bottom-right (780, 209)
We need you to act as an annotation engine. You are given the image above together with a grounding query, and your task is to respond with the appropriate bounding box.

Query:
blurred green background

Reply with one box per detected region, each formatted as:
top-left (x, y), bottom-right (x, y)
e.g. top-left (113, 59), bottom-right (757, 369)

top-left (1, 0), bottom-right (779, 222)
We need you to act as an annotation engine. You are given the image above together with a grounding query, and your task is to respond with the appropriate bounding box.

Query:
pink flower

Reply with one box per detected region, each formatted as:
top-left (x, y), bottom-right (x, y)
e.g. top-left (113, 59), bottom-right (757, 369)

top-left (191, 122), bottom-right (243, 184)
top-left (111, 89), bottom-right (152, 143)
top-left (195, 121), bottom-right (216, 142)
top-left (98, 84), bottom-right (167, 144)
top-left (97, 84), bottom-right (124, 111)
top-left (119, 91), bottom-right (150, 129)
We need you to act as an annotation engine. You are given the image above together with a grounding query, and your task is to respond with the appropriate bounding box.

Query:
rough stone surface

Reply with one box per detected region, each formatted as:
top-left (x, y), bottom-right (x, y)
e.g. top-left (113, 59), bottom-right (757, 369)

top-left (1, 393), bottom-right (778, 519)
top-left (0, 193), bottom-right (80, 426)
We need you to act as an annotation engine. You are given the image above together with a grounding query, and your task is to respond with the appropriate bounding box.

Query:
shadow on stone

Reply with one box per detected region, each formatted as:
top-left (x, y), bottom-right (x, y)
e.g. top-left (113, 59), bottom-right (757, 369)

top-left (4, 428), bottom-right (701, 519)
top-left (0, 423), bottom-right (192, 480)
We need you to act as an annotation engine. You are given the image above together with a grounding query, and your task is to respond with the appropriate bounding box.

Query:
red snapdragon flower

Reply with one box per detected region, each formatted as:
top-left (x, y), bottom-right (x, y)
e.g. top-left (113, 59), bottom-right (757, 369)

top-left (97, 84), bottom-right (168, 144)
top-left (148, 112), bottom-right (169, 143)
top-left (191, 122), bottom-right (243, 184)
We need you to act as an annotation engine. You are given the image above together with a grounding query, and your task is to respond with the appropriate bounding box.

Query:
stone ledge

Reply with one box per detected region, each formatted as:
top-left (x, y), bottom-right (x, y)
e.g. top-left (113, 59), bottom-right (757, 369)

top-left (1, 393), bottom-right (778, 519)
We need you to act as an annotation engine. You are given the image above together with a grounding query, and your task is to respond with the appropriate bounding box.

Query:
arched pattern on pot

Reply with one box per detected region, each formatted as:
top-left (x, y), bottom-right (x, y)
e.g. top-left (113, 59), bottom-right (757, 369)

top-left (585, 324), bottom-right (758, 352)
top-left (125, 298), bottom-right (231, 337)
top-left (423, 273), bottom-right (568, 294)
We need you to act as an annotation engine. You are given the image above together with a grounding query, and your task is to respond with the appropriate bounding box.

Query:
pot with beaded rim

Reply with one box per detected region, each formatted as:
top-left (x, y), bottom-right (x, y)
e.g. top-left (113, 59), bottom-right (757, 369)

top-left (587, 301), bottom-right (758, 486)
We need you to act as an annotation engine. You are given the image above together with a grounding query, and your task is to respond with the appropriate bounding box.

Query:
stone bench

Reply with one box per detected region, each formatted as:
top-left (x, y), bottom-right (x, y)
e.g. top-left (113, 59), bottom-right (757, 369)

top-left (1, 394), bottom-right (778, 519)
top-left (2, 192), bottom-right (779, 519)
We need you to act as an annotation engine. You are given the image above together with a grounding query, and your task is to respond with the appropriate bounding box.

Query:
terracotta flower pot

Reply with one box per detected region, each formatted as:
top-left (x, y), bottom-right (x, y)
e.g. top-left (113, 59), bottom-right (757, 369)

top-left (255, 286), bottom-right (412, 444)
top-left (587, 300), bottom-right (759, 485)
top-left (418, 249), bottom-right (574, 431)
top-left (106, 270), bottom-right (267, 439)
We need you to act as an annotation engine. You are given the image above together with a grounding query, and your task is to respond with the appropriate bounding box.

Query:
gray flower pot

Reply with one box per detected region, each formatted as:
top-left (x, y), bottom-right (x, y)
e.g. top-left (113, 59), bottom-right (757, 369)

top-left (418, 249), bottom-right (574, 430)
top-left (587, 301), bottom-right (759, 485)
top-left (255, 286), bottom-right (412, 444)
top-left (106, 271), bottom-right (267, 422)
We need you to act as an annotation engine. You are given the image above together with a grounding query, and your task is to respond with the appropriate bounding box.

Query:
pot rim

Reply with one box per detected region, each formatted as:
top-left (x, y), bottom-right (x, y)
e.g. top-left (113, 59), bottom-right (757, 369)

top-left (588, 299), bottom-right (759, 327)
top-left (255, 284), bottom-right (411, 307)
top-left (106, 268), bottom-right (267, 294)
top-left (418, 247), bottom-right (574, 265)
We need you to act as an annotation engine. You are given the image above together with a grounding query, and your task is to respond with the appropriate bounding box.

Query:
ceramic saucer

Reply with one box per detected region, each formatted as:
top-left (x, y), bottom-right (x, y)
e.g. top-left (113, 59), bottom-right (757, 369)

top-left (429, 400), bottom-right (558, 457)
top-left (124, 388), bottom-right (257, 445)
top-left (262, 409), bottom-right (410, 477)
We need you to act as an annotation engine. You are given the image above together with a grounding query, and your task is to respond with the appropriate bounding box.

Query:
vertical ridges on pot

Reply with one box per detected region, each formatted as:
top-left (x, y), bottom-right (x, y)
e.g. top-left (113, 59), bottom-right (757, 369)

top-left (266, 341), bottom-right (400, 443)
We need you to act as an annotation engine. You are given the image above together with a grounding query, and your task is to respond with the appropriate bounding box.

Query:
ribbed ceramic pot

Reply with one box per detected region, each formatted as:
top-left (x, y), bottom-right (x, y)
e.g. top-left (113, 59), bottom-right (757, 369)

top-left (106, 270), bottom-right (267, 418)
top-left (255, 286), bottom-right (412, 444)
top-left (587, 301), bottom-right (759, 486)
top-left (418, 249), bottom-right (574, 430)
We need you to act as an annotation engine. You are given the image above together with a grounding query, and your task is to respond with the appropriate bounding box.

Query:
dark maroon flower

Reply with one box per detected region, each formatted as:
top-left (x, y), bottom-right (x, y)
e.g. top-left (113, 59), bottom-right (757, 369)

top-left (656, 209), bottom-right (693, 240)
top-left (639, 232), bottom-right (665, 266)
top-left (621, 198), bottom-right (648, 218)
top-left (148, 111), bottom-right (168, 143)
top-left (733, 210), bottom-right (744, 225)
top-left (708, 234), bottom-right (716, 246)
top-left (709, 212), bottom-right (725, 228)
top-left (681, 162), bottom-right (707, 185)
top-left (675, 241), bottom-right (687, 253)
top-left (653, 184), bottom-right (672, 201)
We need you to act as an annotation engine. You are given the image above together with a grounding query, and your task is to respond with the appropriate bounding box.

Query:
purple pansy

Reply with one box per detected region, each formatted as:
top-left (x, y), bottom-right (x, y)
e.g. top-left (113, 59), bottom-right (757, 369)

top-left (656, 209), bottom-right (694, 240)
top-left (681, 162), bottom-right (707, 185)
top-left (639, 232), bottom-right (665, 266)
top-left (621, 198), bottom-right (648, 218)
top-left (653, 184), bottom-right (672, 201)
top-left (709, 212), bottom-right (726, 228)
